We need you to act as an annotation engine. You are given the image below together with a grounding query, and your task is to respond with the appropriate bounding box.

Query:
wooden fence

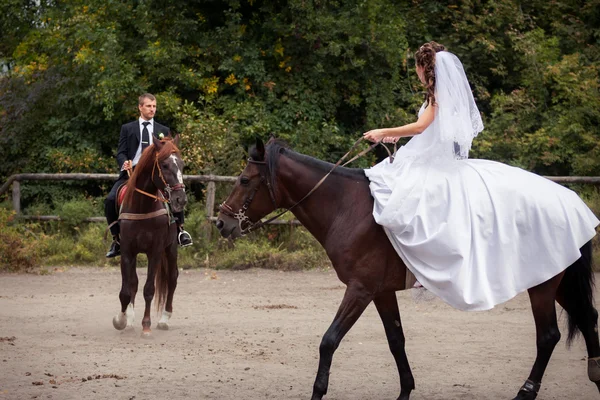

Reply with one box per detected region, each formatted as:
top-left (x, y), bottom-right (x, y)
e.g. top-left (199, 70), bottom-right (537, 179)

top-left (0, 173), bottom-right (302, 238)
top-left (1, 173), bottom-right (599, 226)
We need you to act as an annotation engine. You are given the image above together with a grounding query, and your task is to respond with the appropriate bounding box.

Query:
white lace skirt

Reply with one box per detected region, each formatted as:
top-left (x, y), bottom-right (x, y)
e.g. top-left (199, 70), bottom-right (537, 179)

top-left (365, 157), bottom-right (599, 311)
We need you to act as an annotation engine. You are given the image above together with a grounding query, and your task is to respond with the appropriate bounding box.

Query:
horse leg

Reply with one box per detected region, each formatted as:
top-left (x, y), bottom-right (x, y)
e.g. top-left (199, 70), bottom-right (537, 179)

top-left (157, 245), bottom-right (178, 331)
top-left (584, 312), bottom-right (600, 393)
top-left (555, 240), bottom-right (600, 393)
top-left (126, 261), bottom-right (139, 327)
top-left (574, 308), bottom-right (600, 393)
top-left (311, 283), bottom-right (373, 400)
top-left (556, 293), bottom-right (600, 392)
top-left (141, 253), bottom-right (160, 337)
top-left (374, 292), bottom-right (415, 400)
top-left (513, 274), bottom-right (564, 400)
top-left (113, 253), bottom-right (137, 330)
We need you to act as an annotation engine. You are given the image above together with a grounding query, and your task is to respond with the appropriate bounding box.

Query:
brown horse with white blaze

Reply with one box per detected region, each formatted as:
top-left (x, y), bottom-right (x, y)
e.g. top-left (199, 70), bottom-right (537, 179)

top-left (216, 137), bottom-right (600, 400)
top-left (112, 136), bottom-right (187, 337)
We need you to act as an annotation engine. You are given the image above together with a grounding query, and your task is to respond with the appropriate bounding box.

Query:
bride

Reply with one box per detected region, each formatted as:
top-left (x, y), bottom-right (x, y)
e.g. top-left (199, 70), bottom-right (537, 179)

top-left (363, 42), bottom-right (599, 311)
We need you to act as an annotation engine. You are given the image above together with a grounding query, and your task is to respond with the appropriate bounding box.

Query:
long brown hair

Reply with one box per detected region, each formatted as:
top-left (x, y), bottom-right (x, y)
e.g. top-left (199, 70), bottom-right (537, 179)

top-left (415, 41), bottom-right (446, 106)
top-left (123, 139), bottom-right (180, 207)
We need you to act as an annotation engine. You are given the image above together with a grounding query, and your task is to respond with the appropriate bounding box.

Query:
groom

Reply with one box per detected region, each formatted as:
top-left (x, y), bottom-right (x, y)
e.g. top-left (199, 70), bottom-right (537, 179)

top-left (104, 93), bottom-right (192, 258)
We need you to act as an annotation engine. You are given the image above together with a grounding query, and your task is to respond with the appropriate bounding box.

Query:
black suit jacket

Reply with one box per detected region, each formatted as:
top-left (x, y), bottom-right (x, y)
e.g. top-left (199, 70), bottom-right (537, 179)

top-left (116, 120), bottom-right (170, 179)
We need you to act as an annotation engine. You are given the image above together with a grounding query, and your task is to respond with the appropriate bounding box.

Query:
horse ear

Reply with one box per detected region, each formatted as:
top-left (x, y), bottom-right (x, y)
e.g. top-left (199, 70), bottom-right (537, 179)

top-left (154, 136), bottom-right (164, 151)
top-left (173, 133), bottom-right (181, 147)
top-left (256, 136), bottom-right (265, 160)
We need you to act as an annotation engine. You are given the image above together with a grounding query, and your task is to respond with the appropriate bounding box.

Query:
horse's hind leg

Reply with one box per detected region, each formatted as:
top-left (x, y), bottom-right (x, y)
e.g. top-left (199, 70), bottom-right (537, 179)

top-left (374, 292), bottom-right (415, 400)
top-left (556, 263), bottom-right (600, 393)
top-left (113, 253), bottom-right (138, 330)
top-left (557, 293), bottom-right (600, 392)
top-left (157, 245), bottom-right (179, 330)
top-left (514, 273), bottom-right (564, 400)
top-left (311, 282), bottom-right (373, 400)
top-left (576, 308), bottom-right (600, 392)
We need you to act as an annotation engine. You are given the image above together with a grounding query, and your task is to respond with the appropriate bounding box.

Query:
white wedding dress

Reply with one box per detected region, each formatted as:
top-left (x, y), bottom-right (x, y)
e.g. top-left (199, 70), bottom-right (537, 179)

top-left (365, 52), bottom-right (599, 311)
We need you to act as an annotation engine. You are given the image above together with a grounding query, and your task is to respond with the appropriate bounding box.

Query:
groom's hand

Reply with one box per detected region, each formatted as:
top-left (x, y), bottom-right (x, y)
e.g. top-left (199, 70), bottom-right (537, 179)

top-left (121, 160), bottom-right (132, 171)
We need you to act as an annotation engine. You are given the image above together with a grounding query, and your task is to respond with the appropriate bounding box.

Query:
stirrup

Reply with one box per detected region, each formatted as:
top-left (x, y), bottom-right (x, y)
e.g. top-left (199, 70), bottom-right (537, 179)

top-left (178, 230), bottom-right (193, 247)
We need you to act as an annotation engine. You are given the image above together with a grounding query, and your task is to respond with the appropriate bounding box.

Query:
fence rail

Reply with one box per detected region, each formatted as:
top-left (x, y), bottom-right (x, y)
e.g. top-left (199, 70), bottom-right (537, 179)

top-left (0, 173), bottom-right (302, 238)
top-left (1, 172), bottom-right (599, 227)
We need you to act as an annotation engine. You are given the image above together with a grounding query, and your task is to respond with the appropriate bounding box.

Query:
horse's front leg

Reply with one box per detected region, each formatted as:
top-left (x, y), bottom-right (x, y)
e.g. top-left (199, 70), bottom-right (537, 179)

top-left (157, 244), bottom-right (179, 331)
top-left (311, 282), bottom-right (373, 400)
top-left (141, 251), bottom-right (161, 337)
top-left (514, 276), bottom-right (563, 400)
top-left (374, 291), bottom-right (415, 400)
top-left (113, 252), bottom-right (137, 330)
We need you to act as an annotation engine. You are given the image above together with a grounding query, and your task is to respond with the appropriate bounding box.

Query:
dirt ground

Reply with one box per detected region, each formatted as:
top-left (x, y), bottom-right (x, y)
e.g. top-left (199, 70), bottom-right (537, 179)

top-left (0, 267), bottom-right (598, 400)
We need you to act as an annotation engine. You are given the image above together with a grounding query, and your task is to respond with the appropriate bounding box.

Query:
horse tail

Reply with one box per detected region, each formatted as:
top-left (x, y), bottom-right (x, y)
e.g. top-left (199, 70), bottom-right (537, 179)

top-left (154, 252), bottom-right (169, 312)
top-left (560, 239), bottom-right (596, 346)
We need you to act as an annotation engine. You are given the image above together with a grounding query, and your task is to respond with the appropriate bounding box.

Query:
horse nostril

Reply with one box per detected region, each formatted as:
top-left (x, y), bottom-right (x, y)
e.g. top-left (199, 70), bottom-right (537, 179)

top-left (216, 219), bottom-right (224, 230)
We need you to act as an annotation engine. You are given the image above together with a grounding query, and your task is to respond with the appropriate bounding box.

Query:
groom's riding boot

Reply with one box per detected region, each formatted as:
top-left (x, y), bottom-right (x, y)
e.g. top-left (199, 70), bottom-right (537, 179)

top-left (106, 235), bottom-right (121, 258)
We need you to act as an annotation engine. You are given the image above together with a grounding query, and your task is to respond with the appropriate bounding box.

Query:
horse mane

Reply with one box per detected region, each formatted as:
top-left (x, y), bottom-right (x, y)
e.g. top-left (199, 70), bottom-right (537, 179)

top-left (258, 138), bottom-right (367, 191)
top-left (123, 139), bottom-right (180, 207)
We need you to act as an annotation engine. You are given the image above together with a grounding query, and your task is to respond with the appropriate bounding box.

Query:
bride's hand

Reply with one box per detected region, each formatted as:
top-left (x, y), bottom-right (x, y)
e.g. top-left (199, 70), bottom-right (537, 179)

top-left (363, 129), bottom-right (385, 142)
top-left (383, 136), bottom-right (399, 144)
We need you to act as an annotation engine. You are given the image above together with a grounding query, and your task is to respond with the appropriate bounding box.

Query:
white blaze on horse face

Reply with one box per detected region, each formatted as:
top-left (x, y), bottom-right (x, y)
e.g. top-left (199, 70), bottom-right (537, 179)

top-left (170, 155), bottom-right (183, 184)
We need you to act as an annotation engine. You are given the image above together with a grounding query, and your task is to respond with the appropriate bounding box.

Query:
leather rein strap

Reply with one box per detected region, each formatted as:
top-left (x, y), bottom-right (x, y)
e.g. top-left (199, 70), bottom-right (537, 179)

top-left (121, 152), bottom-right (185, 220)
top-left (220, 137), bottom-right (395, 235)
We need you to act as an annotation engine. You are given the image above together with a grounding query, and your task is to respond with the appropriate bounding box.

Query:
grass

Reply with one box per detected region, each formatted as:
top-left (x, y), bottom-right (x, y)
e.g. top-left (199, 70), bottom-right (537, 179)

top-left (2, 190), bottom-right (600, 273)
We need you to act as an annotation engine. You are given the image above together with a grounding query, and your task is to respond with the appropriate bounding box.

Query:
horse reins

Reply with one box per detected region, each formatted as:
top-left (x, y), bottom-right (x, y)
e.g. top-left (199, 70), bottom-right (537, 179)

top-left (120, 152), bottom-right (185, 219)
top-left (105, 146), bottom-right (186, 240)
top-left (219, 137), bottom-right (395, 235)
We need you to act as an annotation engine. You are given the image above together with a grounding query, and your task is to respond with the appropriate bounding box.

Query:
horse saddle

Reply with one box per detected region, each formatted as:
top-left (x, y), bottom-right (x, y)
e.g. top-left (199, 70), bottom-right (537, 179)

top-left (116, 183), bottom-right (128, 210)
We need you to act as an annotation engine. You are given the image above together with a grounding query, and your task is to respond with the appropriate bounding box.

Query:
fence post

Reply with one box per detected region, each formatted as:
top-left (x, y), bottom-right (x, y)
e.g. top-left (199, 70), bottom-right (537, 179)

top-left (12, 180), bottom-right (21, 215)
top-left (205, 181), bottom-right (216, 241)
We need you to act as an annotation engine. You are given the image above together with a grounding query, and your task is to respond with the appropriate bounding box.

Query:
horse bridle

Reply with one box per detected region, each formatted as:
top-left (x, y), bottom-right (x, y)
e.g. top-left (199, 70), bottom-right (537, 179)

top-left (111, 151), bottom-right (187, 230)
top-left (218, 137), bottom-right (394, 236)
top-left (152, 153), bottom-right (186, 200)
top-left (218, 159), bottom-right (278, 235)
top-left (133, 152), bottom-right (186, 204)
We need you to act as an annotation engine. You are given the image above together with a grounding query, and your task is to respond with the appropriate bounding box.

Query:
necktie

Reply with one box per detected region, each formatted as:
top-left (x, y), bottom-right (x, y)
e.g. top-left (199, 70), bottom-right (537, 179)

top-left (141, 122), bottom-right (151, 150)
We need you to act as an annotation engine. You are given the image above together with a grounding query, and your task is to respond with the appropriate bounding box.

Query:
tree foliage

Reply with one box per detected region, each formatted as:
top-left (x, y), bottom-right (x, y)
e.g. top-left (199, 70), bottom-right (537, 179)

top-left (1, 0), bottom-right (599, 204)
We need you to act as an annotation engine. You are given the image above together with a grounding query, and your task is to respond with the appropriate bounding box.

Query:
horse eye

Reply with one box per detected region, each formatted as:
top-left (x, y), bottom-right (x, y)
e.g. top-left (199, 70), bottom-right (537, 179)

top-left (240, 176), bottom-right (250, 186)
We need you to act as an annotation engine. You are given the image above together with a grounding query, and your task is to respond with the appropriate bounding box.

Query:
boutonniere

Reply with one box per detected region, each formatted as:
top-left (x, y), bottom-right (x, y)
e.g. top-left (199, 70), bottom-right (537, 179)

top-left (158, 132), bottom-right (165, 140)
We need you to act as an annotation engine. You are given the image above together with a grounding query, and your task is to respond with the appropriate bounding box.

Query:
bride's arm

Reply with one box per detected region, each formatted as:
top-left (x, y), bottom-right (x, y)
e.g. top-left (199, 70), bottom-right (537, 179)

top-left (364, 103), bottom-right (435, 142)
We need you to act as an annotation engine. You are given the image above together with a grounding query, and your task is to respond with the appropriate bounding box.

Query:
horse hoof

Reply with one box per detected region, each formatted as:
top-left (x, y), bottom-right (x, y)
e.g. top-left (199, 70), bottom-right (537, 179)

top-left (112, 314), bottom-right (127, 330)
top-left (512, 390), bottom-right (537, 400)
top-left (141, 330), bottom-right (152, 338)
top-left (157, 322), bottom-right (169, 330)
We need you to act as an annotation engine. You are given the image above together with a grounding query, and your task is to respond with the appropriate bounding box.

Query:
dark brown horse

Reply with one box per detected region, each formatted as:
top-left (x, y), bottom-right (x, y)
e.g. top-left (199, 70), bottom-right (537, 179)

top-left (216, 137), bottom-right (600, 400)
top-left (112, 136), bottom-right (187, 336)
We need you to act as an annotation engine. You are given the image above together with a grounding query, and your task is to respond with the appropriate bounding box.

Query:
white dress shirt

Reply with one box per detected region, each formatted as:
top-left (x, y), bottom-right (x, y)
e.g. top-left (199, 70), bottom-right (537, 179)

top-left (132, 117), bottom-right (154, 166)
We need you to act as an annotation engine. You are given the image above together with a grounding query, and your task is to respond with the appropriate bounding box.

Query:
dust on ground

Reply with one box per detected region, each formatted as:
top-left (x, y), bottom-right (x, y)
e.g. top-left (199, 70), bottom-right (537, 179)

top-left (0, 267), bottom-right (597, 400)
